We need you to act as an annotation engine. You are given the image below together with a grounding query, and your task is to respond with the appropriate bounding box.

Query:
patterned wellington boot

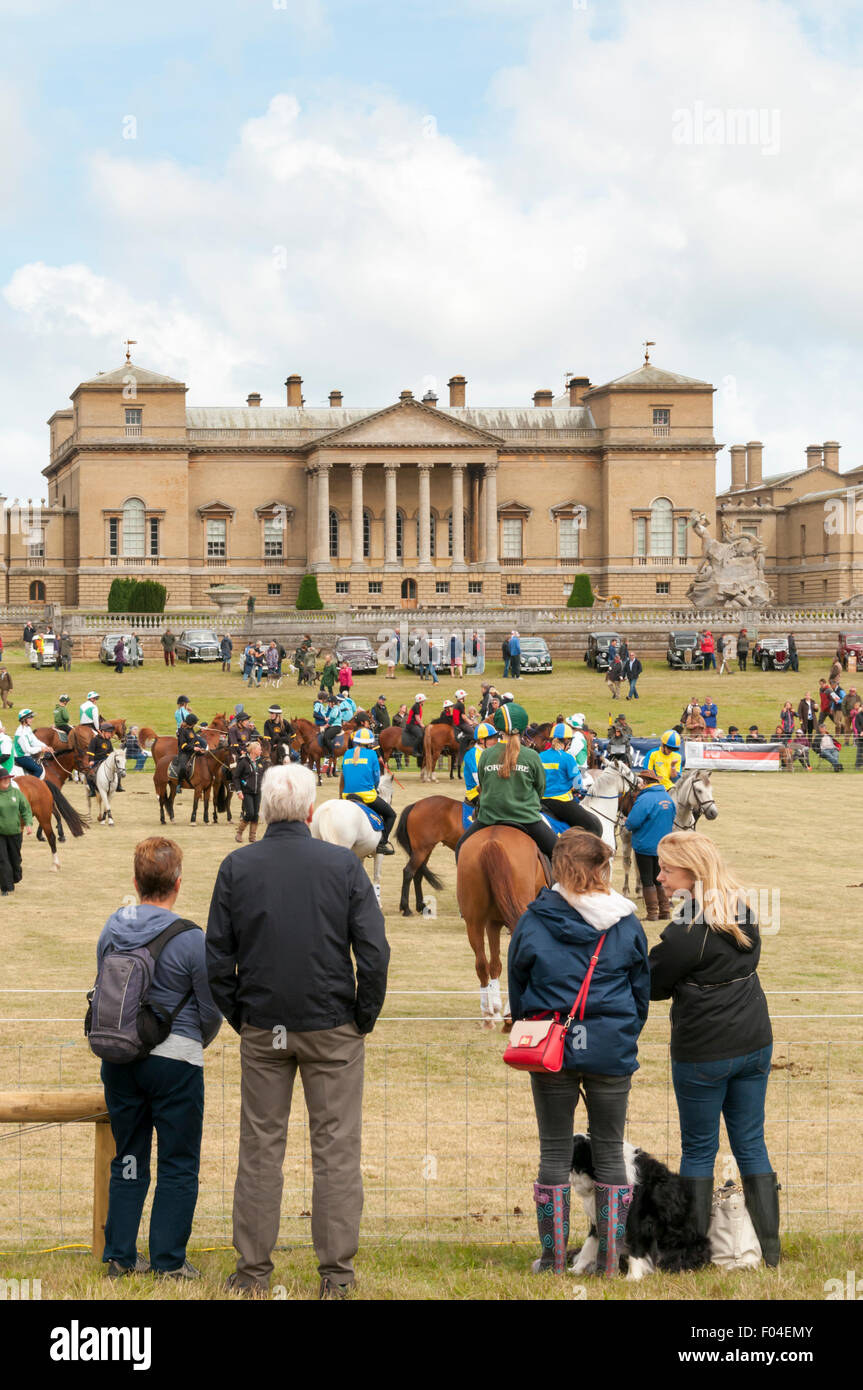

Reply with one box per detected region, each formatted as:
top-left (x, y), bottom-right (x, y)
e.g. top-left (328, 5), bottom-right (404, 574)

top-left (594, 1183), bottom-right (633, 1277)
top-left (531, 1182), bottom-right (571, 1274)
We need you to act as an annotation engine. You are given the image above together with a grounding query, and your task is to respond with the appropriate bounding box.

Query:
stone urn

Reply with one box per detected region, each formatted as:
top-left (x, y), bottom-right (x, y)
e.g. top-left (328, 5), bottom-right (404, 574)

top-left (208, 585), bottom-right (249, 614)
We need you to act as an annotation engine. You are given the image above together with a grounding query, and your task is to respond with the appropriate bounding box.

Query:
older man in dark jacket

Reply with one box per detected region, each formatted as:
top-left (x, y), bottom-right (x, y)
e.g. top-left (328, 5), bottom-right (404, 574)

top-left (206, 764), bottom-right (389, 1300)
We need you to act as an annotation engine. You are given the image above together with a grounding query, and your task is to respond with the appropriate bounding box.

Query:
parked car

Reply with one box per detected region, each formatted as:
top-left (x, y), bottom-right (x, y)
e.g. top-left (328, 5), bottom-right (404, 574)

top-left (584, 631), bottom-right (623, 671)
top-left (752, 637), bottom-right (791, 671)
top-left (405, 634), bottom-right (445, 672)
top-left (517, 636), bottom-right (553, 674)
top-left (667, 630), bottom-right (705, 669)
top-left (176, 628), bottom-right (221, 663)
top-left (99, 633), bottom-right (144, 666)
top-left (334, 635), bottom-right (379, 674)
top-left (27, 634), bottom-right (58, 669)
top-left (838, 631), bottom-right (863, 670)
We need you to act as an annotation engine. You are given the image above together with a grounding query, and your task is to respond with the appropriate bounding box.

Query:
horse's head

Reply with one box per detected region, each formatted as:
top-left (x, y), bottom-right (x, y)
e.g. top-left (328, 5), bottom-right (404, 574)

top-left (690, 769), bottom-right (718, 820)
top-left (110, 719), bottom-right (127, 740)
top-left (210, 713), bottom-right (228, 731)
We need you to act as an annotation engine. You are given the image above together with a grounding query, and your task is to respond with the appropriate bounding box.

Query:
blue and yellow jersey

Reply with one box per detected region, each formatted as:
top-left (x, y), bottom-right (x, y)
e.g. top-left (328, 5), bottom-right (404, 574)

top-left (341, 747), bottom-right (381, 804)
top-left (646, 747), bottom-right (682, 789)
top-left (462, 744), bottom-right (480, 802)
top-left (538, 746), bottom-right (580, 800)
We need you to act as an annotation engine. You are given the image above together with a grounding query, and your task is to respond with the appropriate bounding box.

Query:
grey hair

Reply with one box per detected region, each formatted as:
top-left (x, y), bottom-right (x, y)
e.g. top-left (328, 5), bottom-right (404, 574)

top-left (260, 763), bottom-right (316, 825)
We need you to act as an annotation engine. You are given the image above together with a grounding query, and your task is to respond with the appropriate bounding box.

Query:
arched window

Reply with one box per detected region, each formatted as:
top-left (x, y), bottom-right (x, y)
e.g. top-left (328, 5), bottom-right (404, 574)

top-left (446, 511), bottom-right (468, 558)
top-left (650, 497), bottom-right (673, 557)
top-left (363, 508), bottom-right (372, 559)
top-left (29, 580), bottom-right (45, 602)
top-left (395, 510), bottom-right (404, 560)
top-left (415, 514), bottom-right (436, 558)
top-left (122, 497), bottom-right (145, 557)
top-left (329, 509), bottom-right (339, 559)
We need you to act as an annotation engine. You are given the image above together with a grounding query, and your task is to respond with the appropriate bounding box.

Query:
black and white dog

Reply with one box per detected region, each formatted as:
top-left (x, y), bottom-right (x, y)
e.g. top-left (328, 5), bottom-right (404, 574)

top-left (569, 1133), bottom-right (713, 1280)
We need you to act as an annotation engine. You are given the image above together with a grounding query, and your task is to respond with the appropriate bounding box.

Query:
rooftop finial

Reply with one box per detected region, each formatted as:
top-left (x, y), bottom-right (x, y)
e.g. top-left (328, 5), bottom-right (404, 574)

top-left (123, 338), bottom-right (137, 363)
top-left (643, 339), bottom-right (656, 364)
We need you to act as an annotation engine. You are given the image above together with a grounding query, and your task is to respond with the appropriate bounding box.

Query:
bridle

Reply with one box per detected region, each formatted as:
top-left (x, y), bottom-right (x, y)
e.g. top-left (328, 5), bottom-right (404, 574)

top-left (673, 772), bottom-right (717, 830)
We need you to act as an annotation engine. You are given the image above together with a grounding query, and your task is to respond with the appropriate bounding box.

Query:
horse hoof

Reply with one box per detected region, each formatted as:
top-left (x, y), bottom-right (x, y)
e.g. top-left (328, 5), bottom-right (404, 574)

top-left (400, 907), bottom-right (413, 917)
top-left (480, 1018), bottom-right (496, 1032)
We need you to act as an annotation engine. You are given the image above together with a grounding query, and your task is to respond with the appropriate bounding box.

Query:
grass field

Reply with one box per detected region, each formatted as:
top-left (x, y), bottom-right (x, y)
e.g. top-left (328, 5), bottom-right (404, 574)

top-left (0, 643), bottom-right (861, 1300)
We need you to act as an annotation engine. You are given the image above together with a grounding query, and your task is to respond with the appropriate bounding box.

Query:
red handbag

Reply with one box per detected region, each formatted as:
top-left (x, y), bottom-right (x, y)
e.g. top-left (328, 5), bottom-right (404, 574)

top-left (503, 935), bottom-right (607, 1073)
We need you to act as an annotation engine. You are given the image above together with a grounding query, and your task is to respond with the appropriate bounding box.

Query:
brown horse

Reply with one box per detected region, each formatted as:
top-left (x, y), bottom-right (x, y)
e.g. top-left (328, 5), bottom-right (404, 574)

top-left (394, 795), bottom-right (466, 915)
top-left (16, 774), bottom-right (87, 869)
top-left (139, 712), bottom-right (229, 768)
top-left (289, 718), bottom-right (355, 784)
top-left (154, 745), bottom-right (234, 825)
top-left (378, 725), bottom-right (424, 771)
top-left (455, 825), bottom-right (548, 1028)
top-left (421, 723), bottom-right (463, 782)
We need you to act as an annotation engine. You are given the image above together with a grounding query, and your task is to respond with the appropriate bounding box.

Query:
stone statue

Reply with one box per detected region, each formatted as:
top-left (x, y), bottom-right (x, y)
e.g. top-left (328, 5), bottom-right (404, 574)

top-left (686, 511), bottom-right (773, 609)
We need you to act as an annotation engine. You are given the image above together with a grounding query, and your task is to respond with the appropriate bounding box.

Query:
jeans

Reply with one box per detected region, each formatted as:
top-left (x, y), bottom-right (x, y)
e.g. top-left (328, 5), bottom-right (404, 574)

top-left (818, 748), bottom-right (839, 769)
top-left (627, 678), bottom-right (639, 699)
top-left (672, 1044), bottom-right (773, 1178)
top-left (503, 656), bottom-right (511, 679)
top-left (530, 1070), bottom-right (632, 1185)
top-left (101, 1055), bottom-right (204, 1270)
top-left (703, 653), bottom-right (716, 670)
top-left (14, 755), bottom-right (42, 778)
top-left (510, 654), bottom-right (521, 679)
top-left (131, 753), bottom-right (148, 771)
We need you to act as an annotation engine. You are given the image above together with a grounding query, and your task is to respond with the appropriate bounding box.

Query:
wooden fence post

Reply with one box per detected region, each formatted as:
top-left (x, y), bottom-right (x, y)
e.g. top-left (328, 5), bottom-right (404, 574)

top-left (92, 1119), bottom-right (116, 1261)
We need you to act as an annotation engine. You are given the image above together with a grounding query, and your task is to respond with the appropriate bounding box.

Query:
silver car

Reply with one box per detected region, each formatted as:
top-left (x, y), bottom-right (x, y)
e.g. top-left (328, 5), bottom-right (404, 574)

top-left (176, 628), bottom-right (221, 662)
top-left (99, 633), bottom-right (144, 666)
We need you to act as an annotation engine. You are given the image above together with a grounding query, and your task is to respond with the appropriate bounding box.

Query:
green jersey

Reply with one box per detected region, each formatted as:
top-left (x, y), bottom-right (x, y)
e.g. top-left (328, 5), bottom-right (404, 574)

top-left (54, 705), bottom-right (71, 729)
top-left (0, 783), bottom-right (33, 835)
top-left (476, 740), bottom-right (545, 826)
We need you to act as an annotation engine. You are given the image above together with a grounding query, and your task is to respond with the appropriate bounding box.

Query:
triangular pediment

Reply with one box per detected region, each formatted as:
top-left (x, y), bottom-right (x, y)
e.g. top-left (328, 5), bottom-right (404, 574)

top-left (302, 398), bottom-right (503, 450)
top-left (196, 499), bottom-right (236, 517)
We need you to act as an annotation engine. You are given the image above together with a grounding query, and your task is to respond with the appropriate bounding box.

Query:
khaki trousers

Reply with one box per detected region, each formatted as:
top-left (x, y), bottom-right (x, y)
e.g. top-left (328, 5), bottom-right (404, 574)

top-left (232, 1022), bottom-right (365, 1287)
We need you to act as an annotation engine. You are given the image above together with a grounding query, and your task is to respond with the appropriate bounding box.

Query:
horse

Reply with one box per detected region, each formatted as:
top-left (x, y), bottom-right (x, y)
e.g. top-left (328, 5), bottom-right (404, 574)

top-left (619, 769), bottom-right (719, 898)
top-left (15, 773), bottom-right (87, 869)
top-left (422, 723), bottom-right (464, 783)
top-left (455, 825), bottom-right (548, 1028)
top-left (310, 774), bottom-right (395, 899)
top-left (66, 720), bottom-right (126, 779)
top-left (394, 796), bottom-right (466, 915)
top-left (289, 718), bottom-right (355, 785)
top-left (577, 760), bottom-right (643, 854)
top-left (153, 746), bottom-right (235, 825)
top-left (378, 725), bottom-right (424, 771)
top-left (87, 749), bottom-right (127, 826)
top-left (139, 713), bottom-right (229, 768)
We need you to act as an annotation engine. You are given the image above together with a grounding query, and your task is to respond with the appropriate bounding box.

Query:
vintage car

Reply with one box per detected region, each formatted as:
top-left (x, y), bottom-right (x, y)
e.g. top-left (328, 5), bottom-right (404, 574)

top-left (666, 630), bottom-right (705, 669)
top-left (517, 636), bottom-right (553, 674)
top-left (176, 628), bottom-right (222, 662)
top-left (99, 633), bottom-right (144, 666)
top-left (751, 637), bottom-right (791, 671)
top-left (838, 631), bottom-right (863, 671)
top-left (584, 631), bottom-right (623, 671)
top-left (333, 635), bottom-right (379, 674)
top-left (27, 634), bottom-right (58, 669)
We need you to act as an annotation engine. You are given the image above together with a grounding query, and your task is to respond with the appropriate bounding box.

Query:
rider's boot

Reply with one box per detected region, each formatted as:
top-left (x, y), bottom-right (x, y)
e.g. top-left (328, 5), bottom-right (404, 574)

top-left (642, 885), bottom-right (660, 922)
top-left (655, 882), bottom-right (673, 919)
top-left (378, 838), bottom-right (395, 856)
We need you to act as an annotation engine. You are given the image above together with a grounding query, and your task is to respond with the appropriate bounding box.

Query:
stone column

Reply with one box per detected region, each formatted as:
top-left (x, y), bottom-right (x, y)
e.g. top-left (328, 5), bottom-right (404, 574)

top-left (417, 461), bottom-right (432, 569)
top-left (478, 475), bottom-right (487, 563)
top-left (451, 462), bottom-right (466, 569)
top-left (384, 462), bottom-right (399, 569)
top-left (306, 467), bottom-right (317, 566)
top-left (484, 462), bottom-right (499, 568)
top-left (350, 461), bottom-right (365, 569)
top-left (314, 461), bottom-right (332, 571)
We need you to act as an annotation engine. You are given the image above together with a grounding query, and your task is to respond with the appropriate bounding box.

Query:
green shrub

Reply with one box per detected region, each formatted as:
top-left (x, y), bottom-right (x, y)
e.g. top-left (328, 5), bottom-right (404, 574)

top-left (567, 574), bottom-right (595, 608)
top-left (107, 577), bottom-right (167, 613)
top-left (296, 574), bottom-right (324, 610)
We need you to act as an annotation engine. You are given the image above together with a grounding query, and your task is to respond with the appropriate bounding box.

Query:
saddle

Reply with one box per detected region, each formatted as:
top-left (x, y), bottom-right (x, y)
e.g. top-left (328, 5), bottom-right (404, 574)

top-left (461, 801), bottom-right (476, 831)
top-left (540, 810), bottom-right (569, 836)
top-left (169, 753), bottom-right (198, 784)
top-left (347, 800), bottom-right (384, 834)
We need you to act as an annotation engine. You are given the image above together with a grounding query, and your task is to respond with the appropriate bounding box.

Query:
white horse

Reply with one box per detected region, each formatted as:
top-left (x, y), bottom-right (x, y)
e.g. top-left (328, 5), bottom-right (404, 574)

top-left (89, 748), bottom-right (126, 826)
top-left (310, 773), bottom-right (395, 900)
top-left (577, 760), bottom-right (642, 853)
top-left (620, 768), bottom-right (718, 897)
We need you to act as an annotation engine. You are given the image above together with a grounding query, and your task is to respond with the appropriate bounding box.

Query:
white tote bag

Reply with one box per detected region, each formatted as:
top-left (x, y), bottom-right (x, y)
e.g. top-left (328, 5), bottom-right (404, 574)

top-left (709, 1181), bottom-right (762, 1269)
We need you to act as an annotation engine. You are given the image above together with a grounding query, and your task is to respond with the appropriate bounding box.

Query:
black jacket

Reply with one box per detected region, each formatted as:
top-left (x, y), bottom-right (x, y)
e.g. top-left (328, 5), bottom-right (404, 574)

top-left (370, 704), bottom-right (390, 731)
top-left (235, 753), bottom-right (266, 795)
top-left (648, 905), bottom-right (772, 1062)
top-left (206, 820), bottom-right (389, 1034)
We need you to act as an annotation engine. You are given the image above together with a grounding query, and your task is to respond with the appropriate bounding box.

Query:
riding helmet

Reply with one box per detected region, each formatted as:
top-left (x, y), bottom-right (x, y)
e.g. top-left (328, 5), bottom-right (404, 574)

top-left (18, 708), bottom-right (35, 721)
top-left (661, 729), bottom-right (681, 749)
top-left (352, 728), bottom-right (376, 747)
top-left (87, 690), bottom-right (99, 701)
top-left (493, 702), bottom-right (528, 735)
top-left (551, 722), bottom-right (569, 741)
top-left (475, 722), bottom-right (497, 741)
top-left (58, 694), bottom-right (70, 703)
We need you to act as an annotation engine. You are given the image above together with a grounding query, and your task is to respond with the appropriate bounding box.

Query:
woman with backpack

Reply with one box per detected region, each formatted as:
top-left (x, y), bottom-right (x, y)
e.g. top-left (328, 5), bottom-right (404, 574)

top-left (92, 837), bottom-right (222, 1279)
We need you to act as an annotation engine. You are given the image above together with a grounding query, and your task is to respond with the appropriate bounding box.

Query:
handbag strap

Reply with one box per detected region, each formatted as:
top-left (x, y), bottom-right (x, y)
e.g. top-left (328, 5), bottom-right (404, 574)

top-left (566, 933), bottom-right (608, 1025)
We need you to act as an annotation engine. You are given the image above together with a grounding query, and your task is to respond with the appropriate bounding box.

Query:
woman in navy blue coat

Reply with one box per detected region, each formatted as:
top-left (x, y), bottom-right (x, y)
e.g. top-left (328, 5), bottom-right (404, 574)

top-left (508, 830), bottom-right (649, 1277)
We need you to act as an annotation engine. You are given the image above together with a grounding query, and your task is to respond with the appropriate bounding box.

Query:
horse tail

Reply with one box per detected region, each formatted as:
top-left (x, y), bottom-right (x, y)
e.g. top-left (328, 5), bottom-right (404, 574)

top-left (479, 839), bottom-right (530, 932)
top-left (215, 776), bottom-right (229, 813)
top-left (395, 805), bottom-right (445, 891)
top-left (422, 728), bottom-right (434, 775)
top-left (47, 782), bottom-right (87, 838)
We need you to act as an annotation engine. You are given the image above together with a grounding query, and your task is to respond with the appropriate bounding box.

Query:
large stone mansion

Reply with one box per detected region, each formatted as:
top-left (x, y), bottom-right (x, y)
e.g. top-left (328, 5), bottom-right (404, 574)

top-left (3, 352), bottom-right (862, 611)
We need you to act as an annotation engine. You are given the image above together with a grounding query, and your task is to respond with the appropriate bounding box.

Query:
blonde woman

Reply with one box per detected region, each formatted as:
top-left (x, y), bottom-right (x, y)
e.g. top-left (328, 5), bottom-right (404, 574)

top-left (649, 832), bottom-right (778, 1265)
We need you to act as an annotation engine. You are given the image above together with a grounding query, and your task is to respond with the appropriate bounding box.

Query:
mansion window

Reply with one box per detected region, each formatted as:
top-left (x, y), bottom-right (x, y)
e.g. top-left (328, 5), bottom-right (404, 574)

top-left (206, 519), bottom-right (227, 558)
top-left (123, 498), bottom-right (145, 557)
top-left (264, 518), bottom-right (284, 558)
top-left (650, 498), bottom-right (673, 557)
top-left (125, 408), bottom-right (142, 436)
top-left (267, 582), bottom-right (281, 595)
top-left (108, 517), bottom-right (119, 557)
top-left (416, 514), bottom-right (436, 557)
top-left (30, 580), bottom-right (46, 601)
top-left (559, 517), bottom-right (580, 559)
top-left (656, 581), bottom-right (670, 594)
top-left (800, 524), bottom-right (806, 555)
top-left (447, 512), bottom-right (468, 557)
top-left (676, 517), bottom-right (687, 558)
top-left (635, 517), bottom-right (646, 557)
top-left (501, 517), bottom-right (523, 560)
top-left (395, 511), bottom-right (404, 559)
top-left (368, 581), bottom-right (382, 594)
top-left (329, 510), bottom-right (339, 559)
top-left (363, 509), bottom-right (372, 559)
top-left (653, 408), bottom-right (670, 426)
top-left (506, 581), bottom-right (521, 595)
top-left (28, 529), bottom-right (45, 560)
top-left (149, 517), bottom-right (159, 557)
top-left (335, 580), bottom-right (350, 594)
top-left (435, 581), bottom-right (450, 595)
top-left (468, 580), bottom-right (483, 594)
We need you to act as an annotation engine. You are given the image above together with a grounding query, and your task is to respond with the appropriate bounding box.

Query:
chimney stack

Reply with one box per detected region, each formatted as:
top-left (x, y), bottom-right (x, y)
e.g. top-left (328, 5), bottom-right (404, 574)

top-left (730, 444), bottom-right (747, 491)
top-left (806, 444), bottom-right (823, 470)
top-left (746, 441), bottom-right (763, 488)
top-left (399, 389), bottom-right (414, 402)
top-left (823, 440), bottom-right (840, 471)
top-left (246, 392), bottom-right (261, 408)
top-left (329, 390), bottom-right (343, 408)
top-left (285, 374), bottom-right (303, 407)
top-left (533, 389), bottom-right (554, 409)
top-left (422, 389), bottom-right (438, 405)
top-left (448, 375), bottom-right (466, 407)
top-left (568, 376), bottom-right (591, 407)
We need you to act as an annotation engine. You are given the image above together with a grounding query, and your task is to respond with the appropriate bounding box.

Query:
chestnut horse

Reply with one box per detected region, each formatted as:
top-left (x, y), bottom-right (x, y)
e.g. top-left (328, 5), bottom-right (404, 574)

top-left (455, 825), bottom-right (548, 1028)
top-left (394, 796), bottom-right (465, 915)
top-left (153, 745), bottom-right (235, 825)
top-left (378, 725), bottom-right (424, 771)
top-left (289, 718), bottom-right (355, 784)
top-left (421, 723), bottom-right (463, 783)
top-left (15, 774), bottom-right (87, 869)
top-left (139, 712), bottom-right (229, 768)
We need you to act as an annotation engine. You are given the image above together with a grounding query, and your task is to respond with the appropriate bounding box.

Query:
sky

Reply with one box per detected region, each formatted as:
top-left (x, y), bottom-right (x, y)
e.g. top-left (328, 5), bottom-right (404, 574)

top-left (2, 0), bottom-right (863, 500)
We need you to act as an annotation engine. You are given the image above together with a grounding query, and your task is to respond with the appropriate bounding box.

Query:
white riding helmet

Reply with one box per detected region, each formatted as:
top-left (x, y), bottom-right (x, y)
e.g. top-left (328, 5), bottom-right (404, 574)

top-left (454, 689), bottom-right (466, 700)
top-left (568, 712), bottom-right (586, 729)
top-left (441, 699), bottom-right (453, 709)
top-left (415, 693), bottom-right (427, 702)
top-left (87, 690), bottom-right (100, 701)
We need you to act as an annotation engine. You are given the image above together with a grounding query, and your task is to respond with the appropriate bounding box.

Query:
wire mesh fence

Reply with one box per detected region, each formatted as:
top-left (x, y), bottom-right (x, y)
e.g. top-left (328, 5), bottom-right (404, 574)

top-left (1, 1035), bottom-right (861, 1251)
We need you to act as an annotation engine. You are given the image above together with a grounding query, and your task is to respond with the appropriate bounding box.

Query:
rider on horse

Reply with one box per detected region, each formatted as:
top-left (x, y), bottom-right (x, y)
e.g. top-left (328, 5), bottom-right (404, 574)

top-left (646, 730), bottom-right (683, 789)
top-left (340, 728), bottom-right (396, 854)
top-left (404, 693), bottom-right (427, 756)
top-left (177, 712), bottom-right (206, 788)
top-left (320, 694), bottom-right (346, 763)
top-left (86, 723), bottom-right (116, 796)
top-left (538, 723), bottom-right (603, 837)
top-left (264, 705), bottom-right (293, 764)
top-left (13, 709), bottom-right (48, 779)
top-left (0, 722), bottom-right (15, 775)
top-left (455, 702), bottom-right (557, 861)
top-left (565, 712), bottom-right (590, 776)
top-left (79, 690), bottom-right (100, 732)
top-left (54, 694), bottom-right (72, 743)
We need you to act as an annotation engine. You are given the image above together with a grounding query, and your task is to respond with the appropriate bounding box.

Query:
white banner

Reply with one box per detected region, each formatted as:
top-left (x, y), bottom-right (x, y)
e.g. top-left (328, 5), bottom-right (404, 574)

top-left (684, 740), bottom-right (783, 771)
